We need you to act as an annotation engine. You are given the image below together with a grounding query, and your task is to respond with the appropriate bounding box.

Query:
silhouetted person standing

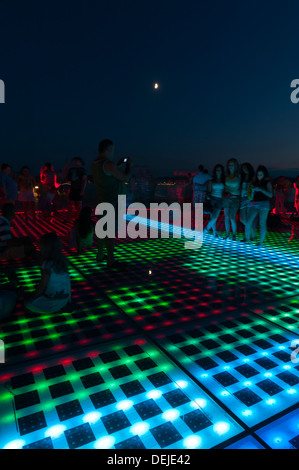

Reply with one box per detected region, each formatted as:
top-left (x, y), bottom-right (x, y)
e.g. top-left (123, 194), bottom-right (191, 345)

top-left (91, 139), bottom-right (131, 268)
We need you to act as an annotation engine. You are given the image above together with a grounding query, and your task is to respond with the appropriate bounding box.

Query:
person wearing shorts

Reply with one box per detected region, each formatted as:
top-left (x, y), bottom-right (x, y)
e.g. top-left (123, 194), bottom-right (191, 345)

top-left (91, 139), bottom-right (131, 269)
top-left (245, 165), bottom-right (273, 246)
top-left (222, 158), bottom-right (241, 240)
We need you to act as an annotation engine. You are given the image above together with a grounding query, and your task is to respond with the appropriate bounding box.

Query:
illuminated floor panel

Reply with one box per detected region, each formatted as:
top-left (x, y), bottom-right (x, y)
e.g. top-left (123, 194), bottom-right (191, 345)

top-left (150, 315), bottom-right (299, 427)
top-left (0, 272), bottom-right (137, 367)
top-left (0, 337), bottom-right (243, 449)
top-left (65, 248), bottom-right (299, 333)
top-left (256, 408), bottom-right (299, 449)
top-left (250, 298), bottom-right (299, 335)
top-left (225, 435), bottom-right (266, 449)
top-left (1, 215), bottom-right (299, 448)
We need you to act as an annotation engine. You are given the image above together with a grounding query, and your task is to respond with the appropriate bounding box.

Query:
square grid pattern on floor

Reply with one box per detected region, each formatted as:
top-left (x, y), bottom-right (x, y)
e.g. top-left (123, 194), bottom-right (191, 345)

top-left (1, 214), bottom-right (299, 448)
top-left (0, 337), bottom-right (243, 449)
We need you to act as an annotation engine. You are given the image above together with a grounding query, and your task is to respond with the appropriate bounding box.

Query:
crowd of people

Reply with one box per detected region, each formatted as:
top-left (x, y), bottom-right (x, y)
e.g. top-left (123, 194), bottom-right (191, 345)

top-left (0, 157), bottom-right (88, 221)
top-left (0, 140), bottom-right (131, 319)
top-left (189, 160), bottom-right (299, 246)
top-left (0, 143), bottom-right (299, 320)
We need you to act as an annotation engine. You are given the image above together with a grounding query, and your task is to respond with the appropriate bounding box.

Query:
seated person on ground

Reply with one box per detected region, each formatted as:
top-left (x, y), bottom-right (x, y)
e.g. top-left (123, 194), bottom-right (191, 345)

top-left (25, 232), bottom-right (72, 314)
top-left (67, 206), bottom-right (95, 252)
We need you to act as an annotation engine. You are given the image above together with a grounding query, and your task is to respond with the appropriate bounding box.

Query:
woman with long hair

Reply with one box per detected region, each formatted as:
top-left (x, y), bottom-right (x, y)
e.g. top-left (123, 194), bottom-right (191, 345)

top-left (39, 163), bottom-right (58, 218)
top-left (25, 232), bottom-right (71, 313)
top-left (203, 164), bottom-right (225, 238)
top-left (222, 158), bottom-right (241, 240)
top-left (245, 165), bottom-right (273, 246)
top-left (239, 162), bottom-right (256, 241)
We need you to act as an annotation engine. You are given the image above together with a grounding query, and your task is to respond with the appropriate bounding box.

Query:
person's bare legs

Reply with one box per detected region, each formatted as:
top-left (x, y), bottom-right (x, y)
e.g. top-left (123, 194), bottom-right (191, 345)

top-left (205, 208), bottom-right (221, 236)
top-left (230, 207), bottom-right (238, 237)
top-left (105, 237), bottom-right (115, 265)
top-left (251, 212), bottom-right (258, 239)
top-left (259, 209), bottom-right (269, 246)
top-left (224, 208), bottom-right (231, 237)
top-left (245, 207), bottom-right (258, 242)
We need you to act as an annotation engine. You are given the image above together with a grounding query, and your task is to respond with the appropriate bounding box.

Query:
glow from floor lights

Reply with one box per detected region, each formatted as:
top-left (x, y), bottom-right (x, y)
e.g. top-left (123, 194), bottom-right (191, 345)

top-left (3, 439), bottom-right (26, 449)
top-left (175, 380), bottom-right (188, 389)
top-left (213, 421), bottom-right (230, 435)
top-left (264, 372), bottom-right (273, 378)
top-left (146, 389), bottom-right (162, 400)
top-left (45, 424), bottom-right (66, 439)
top-left (162, 409), bottom-right (180, 421)
top-left (94, 436), bottom-right (115, 449)
top-left (266, 398), bottom-right (276, 405)
top-left (190, 398), bottom-right (207, 409)
top-left (183, 435), bottom-right (202, 449)
top-left (242, 409), bottom-right (253, 417)
top-left (287, 388), bottom-right (297, 394)
top-left (130, 422), bottom-right (150, 436)
top-left (83, 411), bottom-right (102, 424)
top-left (116, 400), bottom-right (134, 411)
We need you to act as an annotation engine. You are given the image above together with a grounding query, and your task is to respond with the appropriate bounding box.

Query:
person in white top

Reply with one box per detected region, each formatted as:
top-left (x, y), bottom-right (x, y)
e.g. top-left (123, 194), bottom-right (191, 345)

top-left (222, 158), bottom-right (241, 240)
top-left (192, 165), bottom-right (212, 204)
top-left (239, 162), bottom-right (257, 242)
top-left (203, 164), bottom-right (225, 238)
top-left (25, 232), bottom-right (71, 314)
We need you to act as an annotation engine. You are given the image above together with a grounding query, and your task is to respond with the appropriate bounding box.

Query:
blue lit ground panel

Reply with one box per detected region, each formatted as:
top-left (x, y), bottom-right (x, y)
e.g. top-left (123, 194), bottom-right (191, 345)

top-left (150, 315), bottom-right (299, 427)
top-left (0, 272), bottom-right (137, 367)
top-left (250, 298), bottom-right (299, 336)
top-left (225, 435), bottom-right (266, 449)
top-left (0, 337), bottom-right (243, 449)
top-left (256, 408), bottom-right (299, 449)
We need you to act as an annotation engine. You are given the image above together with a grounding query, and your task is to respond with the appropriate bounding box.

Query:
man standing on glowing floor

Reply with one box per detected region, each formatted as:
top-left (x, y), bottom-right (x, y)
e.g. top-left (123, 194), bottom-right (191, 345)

top-left (91, 139), bottom-right (131, 269)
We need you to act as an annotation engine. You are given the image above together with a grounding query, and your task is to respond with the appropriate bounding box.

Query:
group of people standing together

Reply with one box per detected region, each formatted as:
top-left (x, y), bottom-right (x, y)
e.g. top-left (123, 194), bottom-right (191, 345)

top-left (0, 157), bottom-right (87, 222)
top-left (193, 159), bottom-right (275, 246)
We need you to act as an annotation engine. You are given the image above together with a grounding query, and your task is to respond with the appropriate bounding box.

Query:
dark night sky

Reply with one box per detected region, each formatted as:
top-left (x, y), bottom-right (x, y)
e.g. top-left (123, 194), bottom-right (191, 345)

top-left (1, 0), bottom-right (299, 177)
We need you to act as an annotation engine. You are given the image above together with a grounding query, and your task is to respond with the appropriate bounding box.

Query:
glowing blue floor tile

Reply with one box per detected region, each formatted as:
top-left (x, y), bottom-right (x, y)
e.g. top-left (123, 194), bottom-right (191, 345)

top-left (0, 336), bottom-right (244, 449)
top-left (225, 435), bottom-right (266, 449)
top-left (256, 408), bottom-right (299, 449)
top-left (150, 316), bottom-right (299, 427)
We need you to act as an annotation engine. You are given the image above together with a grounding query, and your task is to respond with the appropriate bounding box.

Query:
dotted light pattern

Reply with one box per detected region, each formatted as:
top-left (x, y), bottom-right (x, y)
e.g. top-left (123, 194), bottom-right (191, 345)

top-left (152, 316), bottom-right (299, 427)
top-left (0, 338), bottom-right (242, 449)
top-left (251, 299), bottom-right (299, 335)
top-left (0, 272), bottom-right (136, 366)
top-left (1, 213), bottom-right (299, 449)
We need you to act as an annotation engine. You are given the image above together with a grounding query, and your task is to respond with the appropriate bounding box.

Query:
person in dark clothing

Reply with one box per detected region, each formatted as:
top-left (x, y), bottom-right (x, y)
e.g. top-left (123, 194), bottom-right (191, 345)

top-left (91, 139), bottom-right (131, 268)
top-left (245, 165), bottom-right (273, 246)
top-left (67, 157), bottom-right (87, 218)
